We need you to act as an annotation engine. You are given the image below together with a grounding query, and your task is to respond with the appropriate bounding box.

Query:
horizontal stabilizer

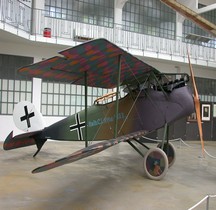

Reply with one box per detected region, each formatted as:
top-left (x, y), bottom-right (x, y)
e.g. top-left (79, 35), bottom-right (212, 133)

top-left (32, 130), bottom-right (148, 174)
top-left (3, 131), bottom-right (42, 150)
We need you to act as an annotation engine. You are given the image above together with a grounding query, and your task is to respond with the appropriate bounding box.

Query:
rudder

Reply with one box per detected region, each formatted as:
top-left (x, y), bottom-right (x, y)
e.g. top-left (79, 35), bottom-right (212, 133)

top-left (13, 101), bottom-right (45, 132)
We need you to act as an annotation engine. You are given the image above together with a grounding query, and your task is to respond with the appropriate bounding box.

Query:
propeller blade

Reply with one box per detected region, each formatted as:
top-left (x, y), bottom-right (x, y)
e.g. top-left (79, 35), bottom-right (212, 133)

top-left (187, 49), bottom-right (205, 156)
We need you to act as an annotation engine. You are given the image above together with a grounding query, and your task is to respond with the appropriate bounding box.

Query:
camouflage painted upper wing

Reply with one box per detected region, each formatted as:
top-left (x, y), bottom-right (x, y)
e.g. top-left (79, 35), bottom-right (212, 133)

top-left (32, 130), bottom-right (147, 173)
top-left (18, 38), bottom-right (159, 88)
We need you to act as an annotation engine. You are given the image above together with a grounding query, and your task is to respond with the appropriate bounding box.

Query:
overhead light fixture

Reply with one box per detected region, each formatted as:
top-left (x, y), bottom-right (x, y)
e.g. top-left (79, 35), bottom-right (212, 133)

top-left (74, 35), bottom-right (93, 42)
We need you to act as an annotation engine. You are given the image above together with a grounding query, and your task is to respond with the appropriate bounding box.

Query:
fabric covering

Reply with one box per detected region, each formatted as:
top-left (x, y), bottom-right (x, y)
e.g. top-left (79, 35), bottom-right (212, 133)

top-left (18, 38), bottom-right (159, 88)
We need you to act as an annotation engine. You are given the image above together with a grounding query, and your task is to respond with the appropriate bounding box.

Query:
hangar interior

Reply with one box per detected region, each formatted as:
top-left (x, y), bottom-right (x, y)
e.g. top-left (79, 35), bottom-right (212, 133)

top-left (1, 0), bottom-right (216, 141)
top-left (0, 0), bottom-right (216, 209)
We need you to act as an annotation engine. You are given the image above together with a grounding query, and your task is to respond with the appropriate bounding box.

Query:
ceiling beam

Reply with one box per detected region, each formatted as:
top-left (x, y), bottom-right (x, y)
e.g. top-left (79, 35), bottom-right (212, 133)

top-left (160, 0), bottom-right (216, 37)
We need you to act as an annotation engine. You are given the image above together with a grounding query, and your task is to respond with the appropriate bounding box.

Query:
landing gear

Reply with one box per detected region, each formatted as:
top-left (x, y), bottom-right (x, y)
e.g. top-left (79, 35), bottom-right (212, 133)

top-left (156, 123), bottom-right (176, 168)
top-left (157, 142), bottom-right (176, 168)
top-left (127, 138), bottom-right (172, 180)
top-left (143, 148), bottom-right (169, 180)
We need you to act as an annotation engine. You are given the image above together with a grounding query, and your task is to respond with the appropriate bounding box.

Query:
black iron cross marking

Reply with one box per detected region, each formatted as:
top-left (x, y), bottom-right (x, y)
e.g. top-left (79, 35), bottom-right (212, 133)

top-left (69, 113), bottom-right (86, 140)
top-left (20, 105), bottom-right (35, 128)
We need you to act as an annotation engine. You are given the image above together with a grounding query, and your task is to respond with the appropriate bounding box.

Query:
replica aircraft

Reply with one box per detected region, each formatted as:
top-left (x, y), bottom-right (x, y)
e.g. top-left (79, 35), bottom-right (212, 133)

top-left (3, 38), bottom-right (201, 180)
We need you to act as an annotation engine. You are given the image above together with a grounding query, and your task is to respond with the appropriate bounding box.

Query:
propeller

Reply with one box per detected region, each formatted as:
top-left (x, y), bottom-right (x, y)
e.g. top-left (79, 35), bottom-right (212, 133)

top-left (187, 48), bottom-right (205, 156)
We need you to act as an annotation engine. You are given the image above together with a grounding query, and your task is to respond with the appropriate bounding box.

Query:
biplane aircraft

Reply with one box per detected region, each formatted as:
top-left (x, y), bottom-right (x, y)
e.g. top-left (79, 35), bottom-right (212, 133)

top-left (3, 38), bottom-right (200, 180)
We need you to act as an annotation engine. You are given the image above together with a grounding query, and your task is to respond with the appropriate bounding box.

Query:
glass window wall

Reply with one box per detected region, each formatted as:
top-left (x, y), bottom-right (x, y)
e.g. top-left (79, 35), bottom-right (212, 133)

top-left (45, 0), bottom-right (114, 27)
top-left (122, 0), bottom-right (176, 39)
top-left (183, 3), bottom-right (216, 48)
top-left (41, 81), bottom-right (113, 116)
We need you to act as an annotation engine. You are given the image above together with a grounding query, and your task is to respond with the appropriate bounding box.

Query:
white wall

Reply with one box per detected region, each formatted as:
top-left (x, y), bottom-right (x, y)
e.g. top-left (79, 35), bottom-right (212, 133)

top-left (0, 40), bottom-right (68, 141)
top-left (0, 115), bottom-right (66, 142)
top-left (141, 57), bottom-right (216, 80)
top-left (0, 40), bottom-right (67, 62)
top-left (1, 116), bottom-right (20, 140)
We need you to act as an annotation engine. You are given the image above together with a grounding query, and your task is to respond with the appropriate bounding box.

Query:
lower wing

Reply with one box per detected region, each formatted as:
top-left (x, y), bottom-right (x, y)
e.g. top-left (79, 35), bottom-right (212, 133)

top-left (32, 130), bottom-right (148, 174)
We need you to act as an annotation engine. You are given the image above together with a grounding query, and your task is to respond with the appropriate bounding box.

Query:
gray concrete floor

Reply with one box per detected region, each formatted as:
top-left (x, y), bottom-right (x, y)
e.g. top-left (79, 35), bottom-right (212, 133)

top-left (0, 140), bottom-right (216, 210)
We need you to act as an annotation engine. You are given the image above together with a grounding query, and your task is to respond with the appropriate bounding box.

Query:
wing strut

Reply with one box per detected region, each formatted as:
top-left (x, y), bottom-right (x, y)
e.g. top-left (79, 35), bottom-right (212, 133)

top-left (84, 71), bottom-right (88, 147)
top-left (114, 54), bottom-right (122, 138)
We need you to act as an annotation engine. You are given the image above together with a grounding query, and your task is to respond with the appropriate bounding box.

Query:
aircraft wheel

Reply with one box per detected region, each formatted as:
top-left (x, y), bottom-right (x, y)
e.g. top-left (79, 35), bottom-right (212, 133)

top-left (143, 148), bottom-right (168, 180)
top-left (157, 142), bottom-right (176, 168)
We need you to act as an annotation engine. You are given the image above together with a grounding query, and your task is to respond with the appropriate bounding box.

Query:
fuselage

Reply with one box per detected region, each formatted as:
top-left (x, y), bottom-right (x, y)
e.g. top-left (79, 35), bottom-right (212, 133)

top-left (40, 85), bottom-right (194, 141)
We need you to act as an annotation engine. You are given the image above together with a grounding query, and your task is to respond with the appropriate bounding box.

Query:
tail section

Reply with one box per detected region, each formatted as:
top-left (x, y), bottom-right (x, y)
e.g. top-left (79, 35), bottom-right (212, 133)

top-left (4, 131), bottom-right (40, 150)
top-left (3, 130), bottom-right (47, 157)
top-left (3, 101), bottom-right (47, 156)
top-left (13, 101), bottom-right (45, 132)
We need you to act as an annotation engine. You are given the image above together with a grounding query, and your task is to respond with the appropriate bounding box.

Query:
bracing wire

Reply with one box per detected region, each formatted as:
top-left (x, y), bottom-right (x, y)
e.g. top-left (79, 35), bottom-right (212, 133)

top-left (141, 135), bottom-right (216, 159)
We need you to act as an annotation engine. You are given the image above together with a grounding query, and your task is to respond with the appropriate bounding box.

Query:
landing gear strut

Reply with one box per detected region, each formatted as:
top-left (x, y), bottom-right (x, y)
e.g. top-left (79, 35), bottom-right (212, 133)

top-left (127, 124), bottom-right (176, 180)
top-left (157, 142), bottom-right (176, 168)
top-left (127, 139), bottom-right (169, 180)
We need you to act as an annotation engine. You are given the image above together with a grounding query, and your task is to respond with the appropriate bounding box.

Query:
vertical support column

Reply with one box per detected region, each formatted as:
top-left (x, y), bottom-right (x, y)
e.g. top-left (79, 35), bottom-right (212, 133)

top-left (31, 0), bottom-right (45, 35)
top-left (32, 77), bottom-right (42, 112)
top-left (114, 54), bottom-right (122, 138)
top-left (114, 8), bottom-right (123, 26)
top-left (114, 0), bottom-right (128, 43)
top-left (176, 20), bottom-right (183, 40)
top-left (114, 0), bottom-right (128, 25)
top-left (84, 71), bottom-right (88, 147)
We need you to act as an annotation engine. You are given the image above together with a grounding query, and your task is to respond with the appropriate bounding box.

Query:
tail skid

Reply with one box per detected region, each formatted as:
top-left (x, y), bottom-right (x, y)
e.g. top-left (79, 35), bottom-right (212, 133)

top-left (3, 101), bottom-right (47, 156)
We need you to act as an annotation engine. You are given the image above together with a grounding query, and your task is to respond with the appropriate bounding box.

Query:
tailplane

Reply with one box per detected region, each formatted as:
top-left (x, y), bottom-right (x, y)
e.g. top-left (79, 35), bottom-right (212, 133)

top-left (3, 131), bottom-right (47, 157)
